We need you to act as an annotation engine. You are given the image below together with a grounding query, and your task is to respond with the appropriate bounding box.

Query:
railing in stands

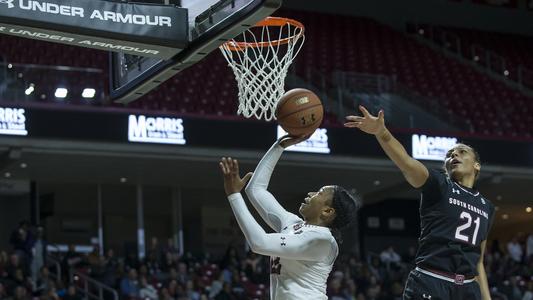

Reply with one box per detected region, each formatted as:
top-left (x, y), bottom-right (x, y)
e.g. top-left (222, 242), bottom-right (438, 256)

top-left (47, 255), bottom-right (62, 283)
top-left (332, 71), bottom-right (469, 131)
top-left (409, 23), bottom-right (533, 96)
top-left (46, 244), bottom-right (62, 283)
top-left (518, 66), bottom-right (533, 92)
top-left (71, 270), bottom-right (119, 300)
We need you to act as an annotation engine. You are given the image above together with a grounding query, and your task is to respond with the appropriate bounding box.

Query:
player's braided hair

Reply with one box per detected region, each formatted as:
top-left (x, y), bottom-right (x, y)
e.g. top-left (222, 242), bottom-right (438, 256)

top-left (329, 186), bottom-right (362, 243)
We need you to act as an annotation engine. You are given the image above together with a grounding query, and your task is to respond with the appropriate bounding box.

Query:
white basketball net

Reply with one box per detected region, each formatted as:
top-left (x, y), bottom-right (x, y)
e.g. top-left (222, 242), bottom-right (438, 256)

top-left (220, 18), bottom-right (305, 121)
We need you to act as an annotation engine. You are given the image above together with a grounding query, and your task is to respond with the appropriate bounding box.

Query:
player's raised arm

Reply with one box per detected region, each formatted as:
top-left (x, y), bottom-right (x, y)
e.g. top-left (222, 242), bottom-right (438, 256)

top-left (244, 135), bottom-right (309, 232)
top-left (345, 105), bottom-right (429, 188)
top-left (220, 157), bottom-right (330, 261)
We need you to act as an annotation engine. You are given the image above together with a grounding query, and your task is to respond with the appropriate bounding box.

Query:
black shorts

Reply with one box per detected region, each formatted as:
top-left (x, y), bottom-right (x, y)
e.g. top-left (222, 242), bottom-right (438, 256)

top-left (403, 269), bottom-right (481, 300)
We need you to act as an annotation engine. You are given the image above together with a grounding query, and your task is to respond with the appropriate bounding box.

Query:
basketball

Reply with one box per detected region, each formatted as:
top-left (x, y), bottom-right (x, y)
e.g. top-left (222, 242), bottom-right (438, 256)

top-left (275, 88), bottom-right (324, 136)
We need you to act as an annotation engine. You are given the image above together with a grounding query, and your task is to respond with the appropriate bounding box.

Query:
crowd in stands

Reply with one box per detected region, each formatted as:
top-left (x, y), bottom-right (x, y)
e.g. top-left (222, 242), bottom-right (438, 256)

top-left (2, 221), bottom-right (533, 300)
top-left (0, 221), bottom-right (82, 300)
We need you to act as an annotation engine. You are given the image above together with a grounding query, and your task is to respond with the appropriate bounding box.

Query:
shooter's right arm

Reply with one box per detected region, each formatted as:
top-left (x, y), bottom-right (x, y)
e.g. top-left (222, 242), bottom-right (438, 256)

top-left (345, 106), bottom-right (429, 188)
top-left (245, 142), bottom-right (301, 232)
top-left (245, 136), bottom-right (308, 232)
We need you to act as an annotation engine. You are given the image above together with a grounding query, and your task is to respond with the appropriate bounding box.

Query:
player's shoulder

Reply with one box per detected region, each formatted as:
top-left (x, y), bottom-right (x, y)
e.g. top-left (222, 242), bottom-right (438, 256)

top-left (427, 168), bottom-right (448, 180)
top-left (301, 225), bottom-right (335, 241)
top-left (281, 216), bottom-right (305, 232)
top-left (420, 168), bottom-right (450, 190)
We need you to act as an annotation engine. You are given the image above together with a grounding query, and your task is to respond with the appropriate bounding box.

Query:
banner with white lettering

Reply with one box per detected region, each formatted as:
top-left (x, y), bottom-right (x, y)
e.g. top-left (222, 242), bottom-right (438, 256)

top-left (0, 0), bottom-right (188, 59)
top-left (277, 126), bottom-right (331, 154)
top-left (0, 107), bottom-right (27, 136)
top-left (411, 134), bottom-right (457, 161)
top-left (128, 114), bottom-right (185, 145)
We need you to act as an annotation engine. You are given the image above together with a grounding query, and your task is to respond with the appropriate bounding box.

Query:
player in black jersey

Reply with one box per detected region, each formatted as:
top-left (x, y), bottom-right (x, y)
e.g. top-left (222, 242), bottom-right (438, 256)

top-left (345, 106), bottom-right (495, 300)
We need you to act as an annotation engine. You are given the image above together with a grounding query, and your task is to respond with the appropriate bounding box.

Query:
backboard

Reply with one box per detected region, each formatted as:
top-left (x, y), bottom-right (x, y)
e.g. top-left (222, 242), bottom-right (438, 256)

top-left (110, 0), bottom-right (283, 103)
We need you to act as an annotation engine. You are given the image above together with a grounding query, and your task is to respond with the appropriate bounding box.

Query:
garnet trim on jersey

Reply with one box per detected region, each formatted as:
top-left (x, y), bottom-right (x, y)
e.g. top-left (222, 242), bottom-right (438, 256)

top-left (416, 266), bottom-right (475, 285)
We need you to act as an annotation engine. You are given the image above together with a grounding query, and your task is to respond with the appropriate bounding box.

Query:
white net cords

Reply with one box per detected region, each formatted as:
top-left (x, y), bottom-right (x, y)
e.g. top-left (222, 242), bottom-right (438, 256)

top-left (220, 21), bottom-right (305, 121)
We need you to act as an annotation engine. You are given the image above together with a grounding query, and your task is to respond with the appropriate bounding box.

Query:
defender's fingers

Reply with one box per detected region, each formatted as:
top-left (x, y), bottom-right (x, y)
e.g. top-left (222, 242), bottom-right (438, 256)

top-left (345, 115), bottom-right (364, 121)
top-left (233, 159), bottom-right (240, 173)
top-left (359, 105), bottom-right (371, 117)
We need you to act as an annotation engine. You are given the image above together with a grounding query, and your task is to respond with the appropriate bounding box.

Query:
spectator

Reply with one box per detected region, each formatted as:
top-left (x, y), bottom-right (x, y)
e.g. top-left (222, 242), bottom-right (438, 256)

top-left (0, 251), bottom-right (8, 279)
top-left (9, 221), bottom-right (32, 255)
top-left (185, 280), bottom-right (201, 300)
top-left (161, 252), bottom-right (177, 274)
top-left (124, 252), bottom-right (139, 271)
top-left (119, 268), bottom-right (139, 299)
top-left (402, 246), bottom-right (416, 265)
top-left (214, 282), bottom-right (235, 300)
top-left (138, 264), bottom-right (150, 281)
top-left (62, 244), bottom-right (82, 280)
top-left (0, 282), bottom-right (6, 299)
top-left (63, 284), bottom-right (82, 300)
top-left (87, 245), bottom-right (100, 268)
top-left (527, 234), bottom-right (533, 260)
top-left (30, 226), bottom-right (47, 286)
top-left (523, 281), bottom-right (533, 300)
top-left (34, 266), bottom-right (52, 296)
top-left (102, 249), bottom-right (118, 288)
top-left (176, 262), bottom-right (189, 285)
top-left (379, 246), bottom-right (401, 265)
top-left (139, 276), bottom-right (158, 300)
top-left (167, 279), bottom-right (180, 299)
top-left (508, 237), bottom-right (524, 263)
top-left (243, 251), bottom-right (265, 284)
top-left (160, 287), bottom-right (172, 300)
top-left (328, 277), bottom-right (345, 300)
top-left (145, 251), bottom-right (161, 280)
top-left (163, 237), bottom-right (180, 257)
top-left (9, 221), bottom-right (33, 260)
top-left (148, 237), bottom-right (160, 257)
top-left (12, 286), bottom-right (30, 300)
top-left (492, 239), bottom-right (504, 257)
top-left (220, 246), bottom-right (240, 271)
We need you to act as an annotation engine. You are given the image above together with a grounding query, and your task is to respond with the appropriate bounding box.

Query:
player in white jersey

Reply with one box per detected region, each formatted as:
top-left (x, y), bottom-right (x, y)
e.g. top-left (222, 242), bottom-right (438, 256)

top-left (219, 136), bottom-right (361, 300)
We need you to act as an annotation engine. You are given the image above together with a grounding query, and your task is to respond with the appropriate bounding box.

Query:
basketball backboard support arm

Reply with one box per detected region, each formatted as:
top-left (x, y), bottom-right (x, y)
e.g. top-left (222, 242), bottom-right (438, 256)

top-left (110, 0), bottom-right (283, 104)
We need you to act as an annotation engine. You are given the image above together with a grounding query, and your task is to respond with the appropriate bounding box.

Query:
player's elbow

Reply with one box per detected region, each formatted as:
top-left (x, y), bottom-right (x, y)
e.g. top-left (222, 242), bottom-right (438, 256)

top-left (245, 185), bottom-right (263, 200)
top-left (244, 184), bottom-right (254, 197)
top-left (401, 159), bottom-right (428, 188)
top-left (248, 237), bottom-right (268, 254)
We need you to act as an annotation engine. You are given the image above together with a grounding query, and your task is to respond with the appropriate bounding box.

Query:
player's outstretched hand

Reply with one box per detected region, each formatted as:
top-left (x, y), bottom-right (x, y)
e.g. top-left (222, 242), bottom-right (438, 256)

top-left (277, 134), bottom-right (312, 148)
top-left (344, 105), bottom-right (386, 136)
top-left (220, 157), bottom-right (253, 196)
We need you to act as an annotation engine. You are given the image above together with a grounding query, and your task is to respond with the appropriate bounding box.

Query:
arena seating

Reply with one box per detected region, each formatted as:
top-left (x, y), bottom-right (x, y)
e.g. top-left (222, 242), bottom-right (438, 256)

top-left (1, 11), bottom-right (532, 138)
top-left (279, 11), bottom-right (533, 138)
top-left (442, 26), bottom-right (533, 72)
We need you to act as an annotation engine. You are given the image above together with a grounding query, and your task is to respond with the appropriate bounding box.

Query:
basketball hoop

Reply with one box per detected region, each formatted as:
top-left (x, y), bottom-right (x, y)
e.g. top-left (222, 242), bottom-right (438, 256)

top-left (220, 17), bottom-right (305, 121)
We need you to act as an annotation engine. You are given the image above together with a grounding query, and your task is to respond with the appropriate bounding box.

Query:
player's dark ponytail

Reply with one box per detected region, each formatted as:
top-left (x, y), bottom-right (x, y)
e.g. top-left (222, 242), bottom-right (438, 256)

top-left (329, 186), bottom-right (362, 243)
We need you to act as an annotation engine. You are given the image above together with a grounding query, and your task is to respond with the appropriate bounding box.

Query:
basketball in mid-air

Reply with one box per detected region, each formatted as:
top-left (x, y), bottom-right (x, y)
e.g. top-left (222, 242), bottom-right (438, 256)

top-left (275, 88), bottom-right (324, 137)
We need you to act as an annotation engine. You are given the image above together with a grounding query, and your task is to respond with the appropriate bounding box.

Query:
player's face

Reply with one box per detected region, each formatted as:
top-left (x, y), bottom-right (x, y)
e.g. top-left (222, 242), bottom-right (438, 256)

top-left (444, 144), bottom-right (480, 181)
top-left (299, 185), bottom-right (335, 221)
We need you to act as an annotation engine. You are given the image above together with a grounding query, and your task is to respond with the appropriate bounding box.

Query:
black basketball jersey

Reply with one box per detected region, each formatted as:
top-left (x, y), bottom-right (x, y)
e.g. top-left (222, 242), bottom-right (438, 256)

top-left (415, 169), bottom-right (495, 276)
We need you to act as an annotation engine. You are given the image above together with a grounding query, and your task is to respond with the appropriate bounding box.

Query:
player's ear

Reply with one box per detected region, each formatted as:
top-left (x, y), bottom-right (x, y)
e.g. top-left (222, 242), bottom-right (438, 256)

top-left (322, 206), bottom-right (336, 222)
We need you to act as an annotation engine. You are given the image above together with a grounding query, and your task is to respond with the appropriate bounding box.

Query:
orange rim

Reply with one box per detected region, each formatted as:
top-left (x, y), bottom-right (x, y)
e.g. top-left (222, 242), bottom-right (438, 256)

top-left (223, 17), bottom-right (305, 51)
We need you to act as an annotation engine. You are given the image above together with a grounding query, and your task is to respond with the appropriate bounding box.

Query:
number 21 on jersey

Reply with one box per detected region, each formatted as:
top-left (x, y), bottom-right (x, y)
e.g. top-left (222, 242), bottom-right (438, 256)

top-left (455, 211), bottom-right (480, 245)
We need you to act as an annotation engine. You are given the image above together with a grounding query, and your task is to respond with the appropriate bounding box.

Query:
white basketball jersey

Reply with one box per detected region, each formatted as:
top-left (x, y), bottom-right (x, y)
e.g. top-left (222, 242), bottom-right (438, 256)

top-left (270, 221), bottom-right (338, 300)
